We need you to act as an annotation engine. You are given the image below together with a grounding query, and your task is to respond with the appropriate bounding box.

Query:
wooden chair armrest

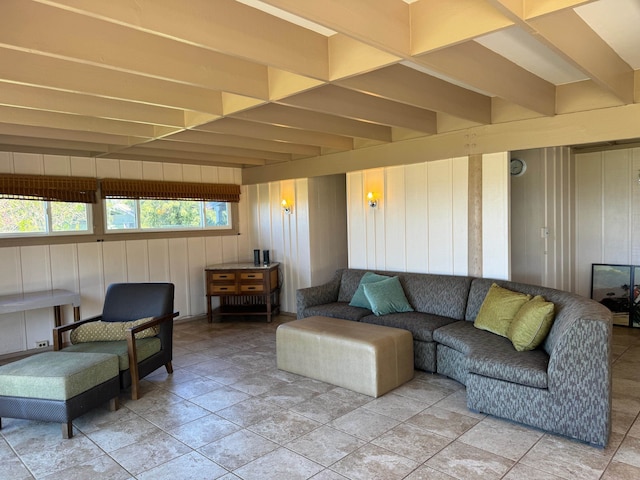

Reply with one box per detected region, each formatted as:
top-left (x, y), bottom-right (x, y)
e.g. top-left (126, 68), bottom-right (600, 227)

top-left (126, 311), bottom-right (178, 334)
top-left (125, 311), bottom-right (178, 400)
top-left (52, 315), bottom-right (103, 350)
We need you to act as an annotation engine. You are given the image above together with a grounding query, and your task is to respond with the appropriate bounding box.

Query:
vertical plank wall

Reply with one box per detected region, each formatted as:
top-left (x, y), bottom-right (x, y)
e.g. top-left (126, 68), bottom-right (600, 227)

top-left (244, 174), bottom-right (348, 314)
top-left (574, 147), bottom-right (640, 298)
top-left (0, 152), bottom-right (249, 355)
top-left (510, 147), bottom-right (574, 291)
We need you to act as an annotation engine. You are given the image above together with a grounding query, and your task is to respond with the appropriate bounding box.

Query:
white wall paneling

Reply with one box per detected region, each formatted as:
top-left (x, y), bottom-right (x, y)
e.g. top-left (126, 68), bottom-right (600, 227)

top-left (0, 152), bottom-right (245, 355)
top-left (347, 157), bottom-right (471, 276)
top-left (510, 147), bottom-right (574, 290)
top-left (574, 147), bottom-right (640, 298)
top-left (482, 152), bottom-right (510, 280)
top-left (246, 175), bottom-right (348, 314)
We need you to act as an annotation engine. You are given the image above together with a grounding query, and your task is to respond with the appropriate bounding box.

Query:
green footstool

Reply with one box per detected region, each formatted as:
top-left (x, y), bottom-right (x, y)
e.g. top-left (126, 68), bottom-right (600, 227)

top-left (0, 351), bottom-right (120, 438)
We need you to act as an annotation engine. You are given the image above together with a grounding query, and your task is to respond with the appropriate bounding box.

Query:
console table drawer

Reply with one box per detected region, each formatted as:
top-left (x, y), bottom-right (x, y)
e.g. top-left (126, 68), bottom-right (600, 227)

top-left (241, 272), bottom-right (264, 281)
top-left (240, 284), bottom-right (265, 293)
top-left (211, 273), bottom-right (236, 281)
top-left (209, 284), bottom-right (238, 294)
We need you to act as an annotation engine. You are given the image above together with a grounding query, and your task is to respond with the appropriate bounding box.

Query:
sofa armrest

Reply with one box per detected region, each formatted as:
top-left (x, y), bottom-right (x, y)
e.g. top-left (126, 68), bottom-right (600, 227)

top-left (296, 273), bottom-right (342, 319)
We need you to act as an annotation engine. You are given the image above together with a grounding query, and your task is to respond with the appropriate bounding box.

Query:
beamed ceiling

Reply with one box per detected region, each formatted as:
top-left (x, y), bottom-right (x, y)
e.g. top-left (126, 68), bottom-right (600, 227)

top-left (1, 0), bottom-right (639, 170)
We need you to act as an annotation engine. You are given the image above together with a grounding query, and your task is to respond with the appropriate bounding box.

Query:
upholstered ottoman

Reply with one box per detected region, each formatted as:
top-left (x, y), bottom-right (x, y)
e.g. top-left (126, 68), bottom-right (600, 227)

top-left (276, 316), bottom-right (414, 397)
top-left (0, 351), bottom-right (120, 438)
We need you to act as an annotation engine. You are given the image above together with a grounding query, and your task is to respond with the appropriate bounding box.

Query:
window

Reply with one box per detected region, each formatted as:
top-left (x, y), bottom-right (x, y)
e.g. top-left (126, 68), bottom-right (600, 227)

top-left (101, 178), bottom-right (239, 233)
top-left (105, 199), bottom-right (231, 231)
top-left (0, 173), bottom-right (97, 238)
top-left (0, 199), bottom-right (92, 236)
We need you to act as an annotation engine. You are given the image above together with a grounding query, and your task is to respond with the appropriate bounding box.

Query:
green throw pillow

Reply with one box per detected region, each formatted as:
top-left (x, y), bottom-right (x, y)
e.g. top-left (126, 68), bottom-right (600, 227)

top-left (508, 295), bottom-right (555, 351)
top-left (70, 317), bottom-right (158, 344)
top-left (474, 283), bottom-right (532, 337)
top-left (362, 276), bottom-right (414, 316)
top-left (349, 272), bottom-right (390, 309)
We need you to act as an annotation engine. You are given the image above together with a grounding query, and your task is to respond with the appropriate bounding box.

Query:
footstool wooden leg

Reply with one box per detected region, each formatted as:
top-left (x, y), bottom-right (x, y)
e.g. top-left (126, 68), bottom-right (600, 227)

top-left (62, 421), bottom-right (73, 439)
top-left (109, 397), bottom-right (119, 412)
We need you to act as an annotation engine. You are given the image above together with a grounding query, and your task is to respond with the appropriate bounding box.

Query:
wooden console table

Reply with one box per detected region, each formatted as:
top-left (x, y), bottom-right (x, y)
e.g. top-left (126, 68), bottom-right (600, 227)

top-left (0, 289), bottom-right (81, 327)
top-left (205, 263), bottom-right (280, 323)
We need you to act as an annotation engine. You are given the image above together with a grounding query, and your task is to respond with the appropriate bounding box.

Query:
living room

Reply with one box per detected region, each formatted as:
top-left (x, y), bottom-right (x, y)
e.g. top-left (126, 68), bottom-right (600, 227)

top-left (1, 0), bottom-right (640, 478)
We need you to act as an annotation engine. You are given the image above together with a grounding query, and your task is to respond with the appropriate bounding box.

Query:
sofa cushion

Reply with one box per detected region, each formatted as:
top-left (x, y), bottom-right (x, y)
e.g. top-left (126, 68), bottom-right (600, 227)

top-left (363, 276), bottom-right (414, 316)
top-left (303, 302), bottom-right (371, 321)
top-left (349, 272), bottom-right (391, 309)
top-left (434, 321), bottom-right (548, 388)
top-left (361, 311), bottom-right (458, 342)
top-left (400, 273), bottom-right (472, 320)
top-left (508, 295), bottom-right (555, 351)
top-left (337, 270), bottom-right (370, 302)
top-left (473, 283), bottom-right (531, 337)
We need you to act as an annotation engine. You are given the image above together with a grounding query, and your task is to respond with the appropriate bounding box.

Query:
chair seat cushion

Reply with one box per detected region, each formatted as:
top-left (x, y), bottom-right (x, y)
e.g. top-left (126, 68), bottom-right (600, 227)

top-left (62, 337), bottom-right (161, 370)
top-left (0, 351), bottom-right (118, 401)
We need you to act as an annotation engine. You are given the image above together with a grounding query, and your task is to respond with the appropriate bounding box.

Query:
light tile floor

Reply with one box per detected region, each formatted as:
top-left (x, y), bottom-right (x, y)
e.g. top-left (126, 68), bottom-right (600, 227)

top-left (2, 315), bottom-right (640, 479)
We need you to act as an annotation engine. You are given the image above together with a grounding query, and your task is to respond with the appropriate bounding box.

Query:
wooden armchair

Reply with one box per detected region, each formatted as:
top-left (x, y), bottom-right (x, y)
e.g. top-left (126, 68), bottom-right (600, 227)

top-left (54, 283), bottom-right (178, 400)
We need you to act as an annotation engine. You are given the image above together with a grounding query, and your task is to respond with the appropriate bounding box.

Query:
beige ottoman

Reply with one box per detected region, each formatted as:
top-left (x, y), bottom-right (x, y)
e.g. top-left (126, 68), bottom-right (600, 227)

top-left (276, 316), bottom-right (414, 397)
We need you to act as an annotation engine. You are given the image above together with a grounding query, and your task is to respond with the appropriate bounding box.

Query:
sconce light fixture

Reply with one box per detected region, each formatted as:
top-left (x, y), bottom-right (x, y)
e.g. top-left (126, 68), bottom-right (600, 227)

top-left (281, 199), bottom-right (293, 214)
top-left (637, 170), bottom-right (640, 185)
top-left (367, 192), bottom-right (378, 208)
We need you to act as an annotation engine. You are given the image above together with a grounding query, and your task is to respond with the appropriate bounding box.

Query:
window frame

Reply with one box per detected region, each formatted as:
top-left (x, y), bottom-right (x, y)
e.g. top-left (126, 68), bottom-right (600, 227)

top-left (0, 200), bottom-right (240, 248)
top-left (0, 198), bottom-right (94, 238)
top-left (103, 198), bottom-right (234, 234)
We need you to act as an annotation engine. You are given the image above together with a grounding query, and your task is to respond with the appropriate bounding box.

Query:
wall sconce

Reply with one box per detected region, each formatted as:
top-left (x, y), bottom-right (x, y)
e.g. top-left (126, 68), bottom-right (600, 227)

top-left (367, 192), bottom-right (378, 208)
top-left (281, 199), bottom-right (293, 214)
top-left (637, 170), bottom-right (640, 185)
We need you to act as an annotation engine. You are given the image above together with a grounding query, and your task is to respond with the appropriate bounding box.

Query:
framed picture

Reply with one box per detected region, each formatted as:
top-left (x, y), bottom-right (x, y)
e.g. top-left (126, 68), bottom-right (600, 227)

top-left (591, 263), bottom-right (640, 327)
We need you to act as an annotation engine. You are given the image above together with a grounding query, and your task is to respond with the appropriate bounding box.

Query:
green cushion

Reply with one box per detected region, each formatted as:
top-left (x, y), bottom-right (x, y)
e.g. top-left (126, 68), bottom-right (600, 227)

top-left (508, 295), bottom-right (556, 351)
top-left (70, 317), bottom-right (158, 344)
top-left (363, 276), bottom-right (414, 316)
top-left (349, 272), bottom-right (390, 309)
top-left (63, 337), bottom-right (161, 370)
top-left (0, 352), bottom-right (118, 401)
top-left (474, 283), bottom-right (532, 337)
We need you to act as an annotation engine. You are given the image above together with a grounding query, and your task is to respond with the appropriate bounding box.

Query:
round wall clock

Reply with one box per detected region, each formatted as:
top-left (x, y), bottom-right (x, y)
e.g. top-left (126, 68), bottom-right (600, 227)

top-left (510, 158), bottom-right (526, 176)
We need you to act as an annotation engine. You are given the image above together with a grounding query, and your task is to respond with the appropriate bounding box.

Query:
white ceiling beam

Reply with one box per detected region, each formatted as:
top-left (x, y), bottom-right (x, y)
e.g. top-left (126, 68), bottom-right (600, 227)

top-left (278, 85), bottom-right (437, 134)
top-left (410, 0), bottom-right (513, 55)
top-left (38, 0), bottom-right (330, 80)
top-left (111, 146), bottom-right (268, 166)
top-left (99, 151), bottom-right (266, 167)
top-left (337, 64), bottom-right (491, 124)
top-left (231, 104), bottom-right (393, 142)
top-left (0, 83), bottom-right (189, 128)
top-left (0, 123), bottom-right (145, 146)
top-left (259, 0), bottom-right (410, 55)
top-left (166, 129), bottom-right (321, 157)
top-left (415, 42), bottom-right (556, 116)
top-left (528, 9), bottom-right (634, 104)
top-left (0, 48), bottom-right (224, 115)
top-left (0, 0), bottom-right (271, 100)
top-left (139, 138), bottom-right (293, 163)
top-left (195, 118), bottom-right (353, 151)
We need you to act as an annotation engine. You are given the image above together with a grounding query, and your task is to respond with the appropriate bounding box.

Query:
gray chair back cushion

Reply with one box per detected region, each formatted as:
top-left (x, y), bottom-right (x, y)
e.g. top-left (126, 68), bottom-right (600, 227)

top-left (102, 283), bottom-right (174, 322)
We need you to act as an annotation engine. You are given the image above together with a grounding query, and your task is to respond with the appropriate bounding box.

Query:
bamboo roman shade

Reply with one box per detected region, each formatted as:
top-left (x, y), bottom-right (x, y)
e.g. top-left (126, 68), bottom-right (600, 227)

top-left (100, 178), bottom-right (241, 203)
top-left (0, 174), bottom-right (98, 203)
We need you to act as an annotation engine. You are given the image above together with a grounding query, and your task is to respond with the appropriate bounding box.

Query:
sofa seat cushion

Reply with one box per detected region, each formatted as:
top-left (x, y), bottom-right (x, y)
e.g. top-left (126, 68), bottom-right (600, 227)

top-left (434, 321), bottom-right (549, 389)
top-left (303, 302), bottom-right (371, 321)
top-left (361, 312), bottom-right (457, 342)
top-left (62, 337), bottom-right (161, 371)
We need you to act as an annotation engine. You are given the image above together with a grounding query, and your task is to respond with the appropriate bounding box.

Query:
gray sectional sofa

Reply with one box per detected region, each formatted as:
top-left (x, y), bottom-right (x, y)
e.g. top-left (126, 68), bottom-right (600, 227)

top-left (296, 268), bottom-right (613, 446)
